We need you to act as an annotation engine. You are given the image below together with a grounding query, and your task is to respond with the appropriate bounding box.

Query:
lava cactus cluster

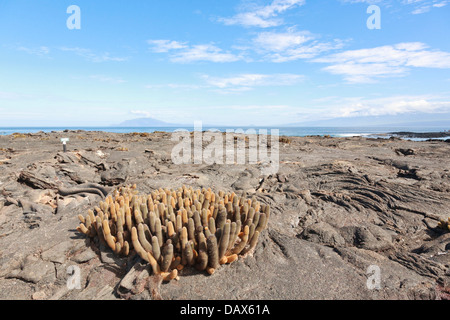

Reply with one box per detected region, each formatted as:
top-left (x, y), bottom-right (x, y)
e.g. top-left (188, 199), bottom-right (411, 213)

top-left (77, 185), bottom-right (270, 281)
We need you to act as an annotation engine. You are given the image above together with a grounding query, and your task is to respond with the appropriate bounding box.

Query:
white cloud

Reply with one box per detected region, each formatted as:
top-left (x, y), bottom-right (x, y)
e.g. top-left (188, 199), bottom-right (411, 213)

top-left (252, 29), bottom-right (345, 62)
top-left (314, 42), bottom-right (450, 83)
top-left (147, 40), bottom-right (188, 53)
top-left (218, 0), bottom-right (306, 28)
top-left (401, 0), bottom-right (449, 13)
top-left (148, 40), bottom-right (242, 63)
top-left (406, 0), bottom-right (449, 14)
top-left (145, 73), bottom-right (303, 94)
top-left (202, 73), bottom-right (303, 88)
top-left (253, 30), bottom-right (313, 52)
top-left (170, 44), bottom-right (241, 63)
top-left (342, 0), bottom-right (449, 14)
top-left (327, 95), bottom-right (450, 118)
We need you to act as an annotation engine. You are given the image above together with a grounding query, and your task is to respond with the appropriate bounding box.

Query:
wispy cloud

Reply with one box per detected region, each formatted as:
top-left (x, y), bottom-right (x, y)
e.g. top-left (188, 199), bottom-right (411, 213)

top-left (144, 73), bottom-right (303, 94)
top-left (314, 42), bottom-right (450, 83)
top-left (341, 0), bottom-right (449, 14)
top-left (15, 45), bottom-right (50, 56)
top-left (59, 47), bottom-right (128, 62)
top-left (218, 0), bottom-right (306, 28)
top-left (202, 73), bottom-right (303, 90)
top-left (326, 95), bottom-right (450, 118)
top-left (251, 29), bottom-right (345, 62)
top-left (403, 0), bottom-right (449, 14)
top-left (171, 44), bottom-right (242, 63)
top-left (147, 40), bottom-right (188, 53)
top-left (148, 40), bottom-right (242, 63)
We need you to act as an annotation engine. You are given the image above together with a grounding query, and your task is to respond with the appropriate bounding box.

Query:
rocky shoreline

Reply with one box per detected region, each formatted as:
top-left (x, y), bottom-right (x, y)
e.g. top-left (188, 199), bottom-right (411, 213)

top-left (0, 130), bottom-right (449, 300)
top-left (389, 131), bottom-right (450, 139)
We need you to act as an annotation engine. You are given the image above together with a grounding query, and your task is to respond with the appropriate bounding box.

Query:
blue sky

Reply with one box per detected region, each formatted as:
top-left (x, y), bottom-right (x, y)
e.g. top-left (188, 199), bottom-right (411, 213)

top-left (0, 0), bottom-right (449, 126)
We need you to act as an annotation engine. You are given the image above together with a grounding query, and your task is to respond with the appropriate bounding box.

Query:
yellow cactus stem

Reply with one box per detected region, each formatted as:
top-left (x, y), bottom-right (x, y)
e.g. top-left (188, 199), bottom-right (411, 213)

top-left (167, 221), bottom-right (176, 238)
top-left (151, 236), bottom-right (161, 261)
top-left (85, 214), bottom-right (92, 230)
top-left (131, 227), bottom-right (150, 263)
top-left (146, 252), bottom-right (161, 275)
top-left (219, 256), bottom-right (228, 265)
top-left (184, 241), bottom-right (195, 266)
top-left (117, 231), bottom-right (124, 247)
top-left (77, 223), bottom-right (89, 235)
top-left (162, 269), bottom-right (178, 282)
top-left (87, 209), bottom-right (96, 225)
top-left (125, 206), bottom-right (133, 231)
top-left (232, 225), bottom-right (249, 255)
top-left (242, 230), bottom-right (260, 255)
top-left (137, 223), bottom-right (153, 253)
top-left (195, 249), bottom-right (208, 271)
top-left (134, 209), bottom-right (144, 225)
top-left (114, 242), bottom-right (122, 255)
top-left (187, 218), bottom-right (196, 243)
top-left (184, 198), bottom-right (190, 209)
top-left (161, 243), bottom-right (174, 272)
top-left (110, 201), bottom-right (116, 221)
top-left (78, 214), bottom-right (85, 224)
top-left (176, 264), bottom-right (184, 271)
top-left (155, 219), bottom-right (163, 247)
top-left (218, 222), bottom-right (231, 260)
top-left (226, 254), bottom-right (238, 264)
top-left (181, 209), bottom-right (188, 225)
top-left (95, 216), bottom-right (106, 245)
top-left (170, 257), bottom-right (180, 271)
top-left (121, 241), bottom-right (130, 256)
top-left (206, 235), bottom-right (219, 270)
top-left (102, 219), bottom-right (116, 252)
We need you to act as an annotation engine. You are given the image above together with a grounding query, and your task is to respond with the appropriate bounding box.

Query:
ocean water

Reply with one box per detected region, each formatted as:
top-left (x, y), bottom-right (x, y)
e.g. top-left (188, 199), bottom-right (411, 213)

top-left (0, 126), bottom-right (449, 141)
